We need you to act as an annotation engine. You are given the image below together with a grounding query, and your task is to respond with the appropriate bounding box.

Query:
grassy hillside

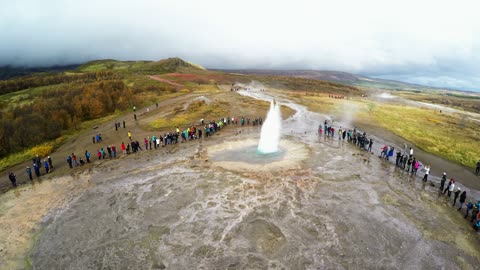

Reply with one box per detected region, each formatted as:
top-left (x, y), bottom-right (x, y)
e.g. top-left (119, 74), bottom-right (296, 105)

top-left (0, 58), bottom-right (371, 171)
top-left (78, 57), bottom-right (206, 74)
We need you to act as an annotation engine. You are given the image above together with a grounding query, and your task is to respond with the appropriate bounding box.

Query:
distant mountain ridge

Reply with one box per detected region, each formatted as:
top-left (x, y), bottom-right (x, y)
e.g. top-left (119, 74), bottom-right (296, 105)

top-left (217, 69), bottom-right (432, 92)
top-left (0, 57), bottom-right (206, 81)
top-left (0, 65), bottom-right (79, 80)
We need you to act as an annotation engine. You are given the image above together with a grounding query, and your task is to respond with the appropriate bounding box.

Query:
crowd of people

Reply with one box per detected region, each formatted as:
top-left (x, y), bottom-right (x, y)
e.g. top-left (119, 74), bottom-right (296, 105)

top-left (7, 155), bottom-right (54, 187)
top-left (319, 119), bottom-right (480, 231)
top-left (319, 120), bottom-right (374, 152)
top-left (6, 114), bottom-right (264, 189)
top-left (5, 106), bottom-right (480, 231)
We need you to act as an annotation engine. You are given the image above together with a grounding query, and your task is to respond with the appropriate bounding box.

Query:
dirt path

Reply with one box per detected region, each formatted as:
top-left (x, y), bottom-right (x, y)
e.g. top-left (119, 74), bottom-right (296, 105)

top-left (148, 75), bottom-right (184, 88)
top-left (0, 93), bottom-right (196, 193)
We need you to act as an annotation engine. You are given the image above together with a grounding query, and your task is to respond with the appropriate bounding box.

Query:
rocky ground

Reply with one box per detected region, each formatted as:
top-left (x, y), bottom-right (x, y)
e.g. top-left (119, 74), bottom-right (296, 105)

top-left (1, 87), bottom-right (480, 269)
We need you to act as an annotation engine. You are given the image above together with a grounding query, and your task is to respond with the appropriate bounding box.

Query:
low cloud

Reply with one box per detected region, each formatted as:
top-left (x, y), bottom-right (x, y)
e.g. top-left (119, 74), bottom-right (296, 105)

top-left (1, 0), bottom-right (479, 90)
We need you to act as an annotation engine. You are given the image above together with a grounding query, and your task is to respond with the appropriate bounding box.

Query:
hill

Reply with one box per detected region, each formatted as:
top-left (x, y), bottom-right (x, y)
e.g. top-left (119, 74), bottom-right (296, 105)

top-left (0, 57), bottom-right (366, 170)
top-left (78, 57), bottom-right (206, 73)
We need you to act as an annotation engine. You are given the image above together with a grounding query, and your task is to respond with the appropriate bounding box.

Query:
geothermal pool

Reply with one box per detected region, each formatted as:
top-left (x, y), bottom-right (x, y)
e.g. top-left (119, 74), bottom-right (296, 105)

top-left (3, 91), bottom-right (480, 269)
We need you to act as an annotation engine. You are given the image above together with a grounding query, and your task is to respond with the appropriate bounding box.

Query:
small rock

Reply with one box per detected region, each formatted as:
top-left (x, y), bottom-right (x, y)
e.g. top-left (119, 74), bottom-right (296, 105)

top-left (153, 262), bottom-right (166, 269)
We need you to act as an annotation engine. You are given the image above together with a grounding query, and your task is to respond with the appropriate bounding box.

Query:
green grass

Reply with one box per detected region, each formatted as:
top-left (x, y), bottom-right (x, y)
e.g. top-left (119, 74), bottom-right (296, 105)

top-left (367, 103), bottom-right (480, 168)
top-left (0, 84), bottom-right (54, 107)
top-left (291, 93), bottom-right (480, 169)
top-left (0, 112), bottom-right (122, 172)
top-left (446, 93), bottom-right (480, 100)
top-left (149, 100), bottom-right (228, 130)
top-left (0, 143), bottom-right (56, 172)
top-left (77, 60), bottom-right (149, 72)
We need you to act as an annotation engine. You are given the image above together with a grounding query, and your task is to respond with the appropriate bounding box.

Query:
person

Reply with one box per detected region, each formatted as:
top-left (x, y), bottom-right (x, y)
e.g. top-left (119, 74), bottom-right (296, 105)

top-left (136, 140), bottom-right (142, 151)
top-left (402, 155), bottom-right (408, 169)
top-left (8, 172), bottom-right (17, 187)
top-left (85, 150), bottom-right (91, 163)
top-left (79, 158), bottom-right (85, 165)
top-left (97, 150), bottom-right (101, 160)
top-left (43, 159), bottom-right (49, 174)
top-left (106, 145), bottom-right (112, 158)
top-left (409, 147), bottom-right (413, 157)
top-left (422, 165), bottom-right (430, 182)
top-left (72, 153), bottom-right (78, 166)
top-left (133, 105), bottom-right (136, 112)
top-left (387, 147), bottom-right (394, 160)
top-left (380, 145), bottom-right (387, 158)
top-left (446, 179), bottom-right (455, 197)
top-left (440, 172), bottom-right (447, 191)
top-left (134, 114), bottom-right (137, 120)
top-left (476, 160), bottom-right (480, 176)
top-left (26, 166), bottom-right (33, 180)
top-left (33, 163), bottom-right (41, 177)
top-left (474, 219), bottom-right (480, 231)
top-left (465, 201), bottom-right (474, 219)
top-left (121, 142), bottom-right (126, 155)
top-left (66, 155), bottom-right (73, 169)
top-left (395, 151), bottom-right (401, 166)
top-left (128, 131), bottom-right (132, 141)
top-left (452, 187), bottom-right (461, 206)
top-left (123, 120), bottom-right (126, 128)
top-left (458, 190), bottom-right (467, 211)
top-left (47, 156), bottom-right (53, 169)
top-left (406, 156), bottom-right (413, 172)
top-left (111, 145), bottom-right (117, 158)
top-left (33, 155), bottom-right (41, 168)
top-left (412, 160), bottom-right (419, 176)
top-left (471, 204), bottom-right (479, 223)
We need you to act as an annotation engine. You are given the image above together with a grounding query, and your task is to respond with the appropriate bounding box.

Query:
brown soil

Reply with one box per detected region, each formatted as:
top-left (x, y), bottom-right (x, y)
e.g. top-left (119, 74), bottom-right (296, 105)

top-left (148, 75), bottom-right (184, 88)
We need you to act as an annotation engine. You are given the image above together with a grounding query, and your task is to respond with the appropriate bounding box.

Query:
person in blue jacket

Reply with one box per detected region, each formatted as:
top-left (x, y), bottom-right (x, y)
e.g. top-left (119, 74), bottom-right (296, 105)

top-left (43, 160), bottom-right (50, 174)
top-left (33, 163), bottom-right (41, 177)
top-left (26, 166), bottom-right (33, 180)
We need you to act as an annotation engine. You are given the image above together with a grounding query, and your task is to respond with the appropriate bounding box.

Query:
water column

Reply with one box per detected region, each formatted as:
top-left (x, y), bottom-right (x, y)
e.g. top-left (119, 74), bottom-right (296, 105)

top-left (257, 100), bottom-right (282, 154)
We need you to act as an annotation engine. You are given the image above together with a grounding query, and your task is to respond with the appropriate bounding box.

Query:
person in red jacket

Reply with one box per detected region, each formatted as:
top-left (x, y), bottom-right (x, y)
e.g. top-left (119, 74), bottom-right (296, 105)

top-left (121, 142), bottom-right (126, 155)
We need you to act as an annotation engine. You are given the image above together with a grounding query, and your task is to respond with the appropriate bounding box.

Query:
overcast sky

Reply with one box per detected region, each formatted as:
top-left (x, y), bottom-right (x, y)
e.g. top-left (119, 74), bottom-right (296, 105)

top-left (1, 0), bottom-right (480, 91)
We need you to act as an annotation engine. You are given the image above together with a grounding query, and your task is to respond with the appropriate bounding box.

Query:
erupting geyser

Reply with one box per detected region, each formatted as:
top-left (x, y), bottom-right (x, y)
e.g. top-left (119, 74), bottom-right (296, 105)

top-left (257, 100), bottom-right (282, 154)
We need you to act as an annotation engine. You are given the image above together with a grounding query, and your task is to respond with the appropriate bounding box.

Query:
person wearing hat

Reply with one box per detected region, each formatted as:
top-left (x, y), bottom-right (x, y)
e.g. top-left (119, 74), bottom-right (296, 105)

top-left (453, 187), bottom-right (461, 206)
top-left (440, 172), bottom-right (447, 191)
top-left (48, 156), bottom-right (53, 169)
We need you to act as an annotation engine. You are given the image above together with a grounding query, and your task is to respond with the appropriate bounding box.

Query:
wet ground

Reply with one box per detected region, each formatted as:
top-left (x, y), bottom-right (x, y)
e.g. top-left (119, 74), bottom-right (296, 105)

top-left (2, 89), bottom-right (480, 269)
